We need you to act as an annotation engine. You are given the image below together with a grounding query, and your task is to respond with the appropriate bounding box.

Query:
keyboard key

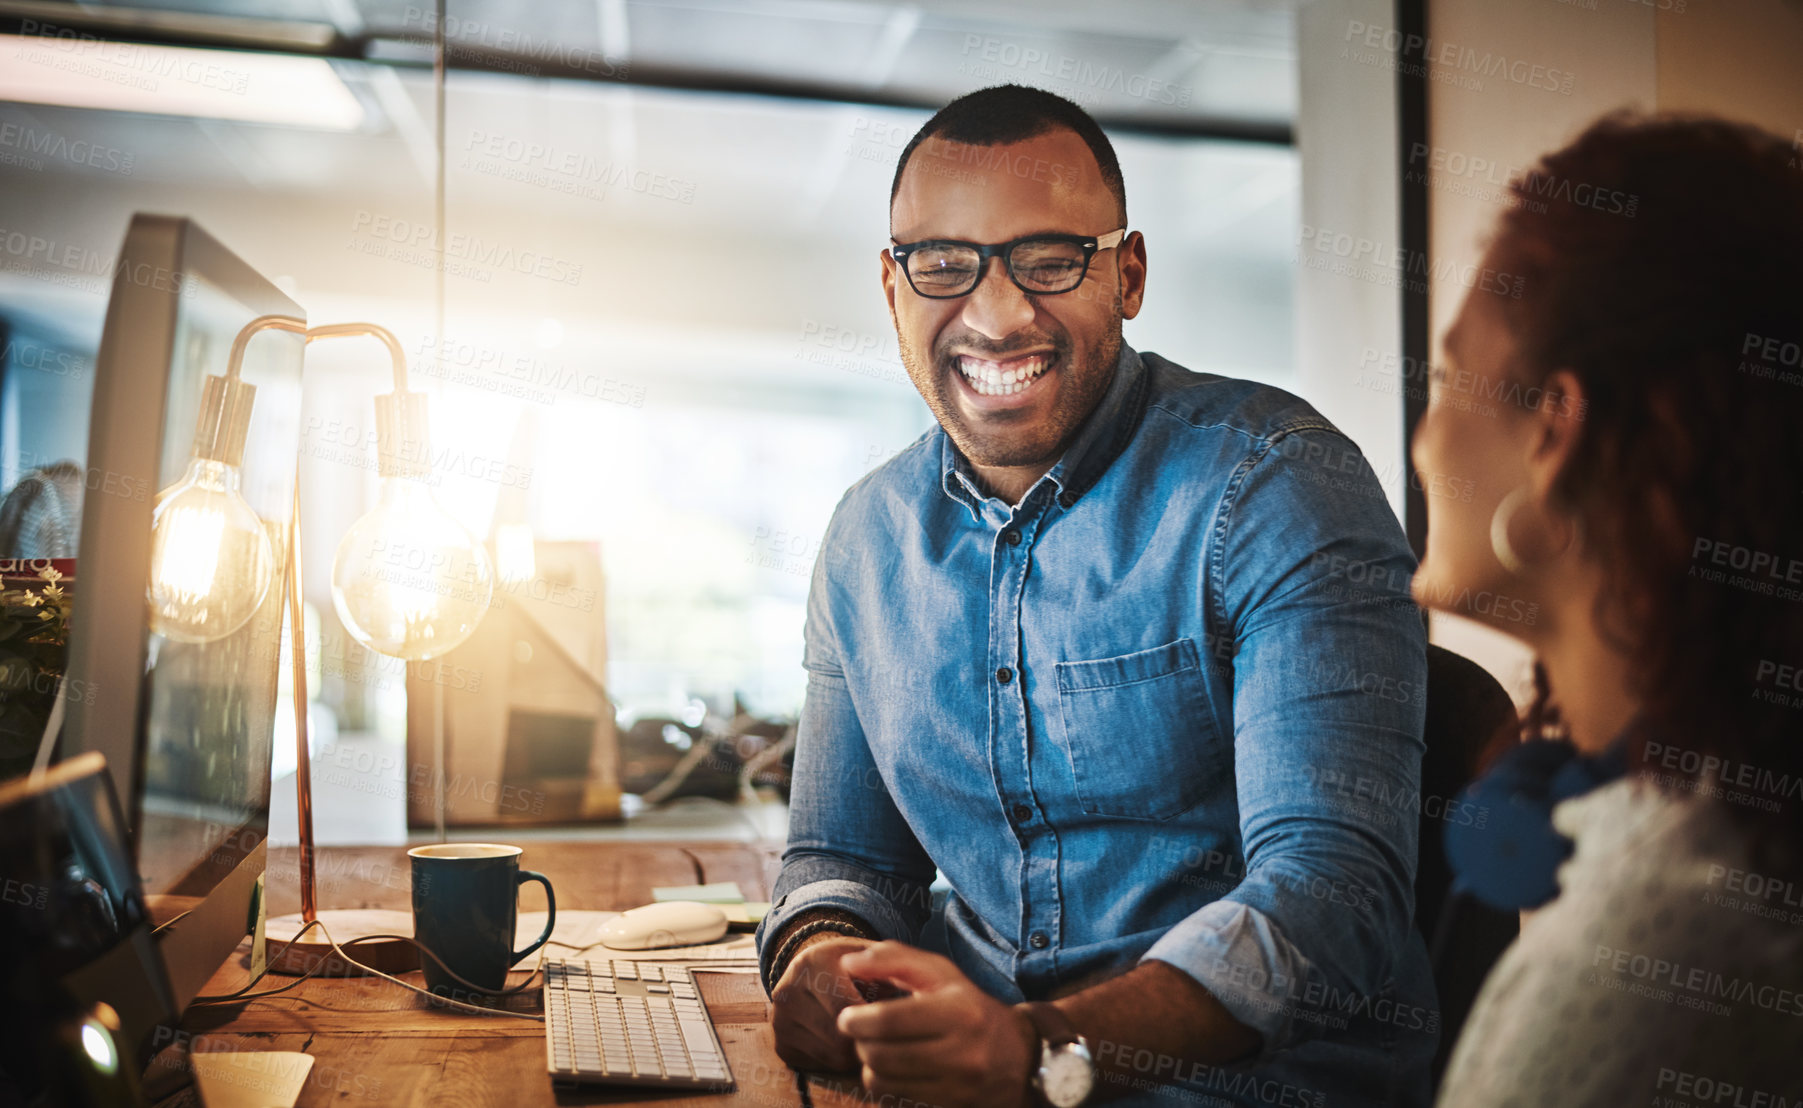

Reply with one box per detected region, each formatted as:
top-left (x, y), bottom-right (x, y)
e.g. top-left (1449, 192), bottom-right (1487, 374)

top-left (544, 969), bottom-right (730, 1088)
top-left (679, 1020), bottom-right (716, 1057)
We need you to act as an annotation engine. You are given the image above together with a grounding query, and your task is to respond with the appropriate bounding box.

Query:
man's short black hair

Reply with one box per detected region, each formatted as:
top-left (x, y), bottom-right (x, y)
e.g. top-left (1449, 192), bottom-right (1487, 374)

top-left (889, 84), bottom-right (1127, 225)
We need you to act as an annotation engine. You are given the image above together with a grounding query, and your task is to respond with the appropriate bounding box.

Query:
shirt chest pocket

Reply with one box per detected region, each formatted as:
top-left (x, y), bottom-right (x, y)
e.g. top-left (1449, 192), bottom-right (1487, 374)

top-left (1052, 637), bottom-right (1227, 822)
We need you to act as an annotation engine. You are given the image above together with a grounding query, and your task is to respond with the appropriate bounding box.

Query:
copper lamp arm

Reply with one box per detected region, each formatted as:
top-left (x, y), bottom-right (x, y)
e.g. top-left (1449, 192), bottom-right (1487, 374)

top-left (226, 315), bottom-right (416, 924)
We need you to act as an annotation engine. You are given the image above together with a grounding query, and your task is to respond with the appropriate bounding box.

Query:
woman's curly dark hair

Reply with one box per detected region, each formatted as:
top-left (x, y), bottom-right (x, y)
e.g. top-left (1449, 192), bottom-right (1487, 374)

top-left (1491, 113), bottom-right (1803, 862)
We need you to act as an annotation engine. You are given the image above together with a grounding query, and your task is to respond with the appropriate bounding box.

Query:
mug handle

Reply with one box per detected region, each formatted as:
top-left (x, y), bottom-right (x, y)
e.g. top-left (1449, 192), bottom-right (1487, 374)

top-left (512, 869), bottom-right (557, 965)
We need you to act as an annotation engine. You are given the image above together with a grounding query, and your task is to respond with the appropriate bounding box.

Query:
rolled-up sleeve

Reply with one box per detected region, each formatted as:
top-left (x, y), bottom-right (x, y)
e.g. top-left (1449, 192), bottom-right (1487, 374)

top-left (755, 517), bottom-right (937, 991)
top-left (1142, 426), bottom-right (1428, 1058)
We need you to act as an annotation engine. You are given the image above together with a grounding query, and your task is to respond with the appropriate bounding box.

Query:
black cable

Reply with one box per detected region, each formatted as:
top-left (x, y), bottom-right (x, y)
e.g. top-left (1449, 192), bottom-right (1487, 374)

top-left (191, 921), bottom-right (540, 1004)
top-left (349, 933), bottom-right (542, 997)
top-left (190, 917), bottom-right (329, 1002)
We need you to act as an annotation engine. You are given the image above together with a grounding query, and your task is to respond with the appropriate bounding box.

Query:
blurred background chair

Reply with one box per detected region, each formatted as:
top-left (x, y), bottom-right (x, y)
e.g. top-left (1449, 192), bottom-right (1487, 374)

top-left (0, 462), bottom-right (84, 559)
top-left (1418, 642), bottom-right (1521, 1085)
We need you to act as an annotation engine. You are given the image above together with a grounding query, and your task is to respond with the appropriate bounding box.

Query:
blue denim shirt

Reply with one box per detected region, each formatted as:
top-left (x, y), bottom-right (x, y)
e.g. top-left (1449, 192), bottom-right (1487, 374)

top-left (758, 345), bottom-right (1437, 1107)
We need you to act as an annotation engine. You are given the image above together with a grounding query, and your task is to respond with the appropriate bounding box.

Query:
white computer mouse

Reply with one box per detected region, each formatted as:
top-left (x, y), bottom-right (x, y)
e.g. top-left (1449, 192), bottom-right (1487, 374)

top-left (598, 900), bottom-right (730, 950)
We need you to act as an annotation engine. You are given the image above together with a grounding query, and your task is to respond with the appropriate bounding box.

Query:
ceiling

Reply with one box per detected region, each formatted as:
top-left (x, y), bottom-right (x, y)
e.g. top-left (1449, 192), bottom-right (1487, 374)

top-left (1, 0), bottom-right (1299, 134)
top-left (0, 0), bottom-right (1304, 719)
top-left (0, 0), bottom-right (1301, 396)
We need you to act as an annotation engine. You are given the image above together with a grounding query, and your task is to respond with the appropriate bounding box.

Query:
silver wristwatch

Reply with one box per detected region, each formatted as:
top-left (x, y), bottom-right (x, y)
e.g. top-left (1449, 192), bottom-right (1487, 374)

top-left (1018, 1002), bottom-right (1095, 1108)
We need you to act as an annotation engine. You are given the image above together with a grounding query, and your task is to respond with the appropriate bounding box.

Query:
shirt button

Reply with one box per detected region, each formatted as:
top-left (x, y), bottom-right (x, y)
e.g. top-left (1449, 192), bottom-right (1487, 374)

top-left (1029, 931), bottom-right (1049, 950)
top-left (996, 666), bottom-right (1013, 685)
top-left (1011, 804), bottom-right (1033, 824)
top-left (1004, 529), bottom-right (1022, 546)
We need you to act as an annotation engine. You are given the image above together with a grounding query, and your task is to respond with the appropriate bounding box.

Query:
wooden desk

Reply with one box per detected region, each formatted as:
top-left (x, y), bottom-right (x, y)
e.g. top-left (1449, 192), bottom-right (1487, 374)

top-left (174, 842), bottom-right (869, 1107)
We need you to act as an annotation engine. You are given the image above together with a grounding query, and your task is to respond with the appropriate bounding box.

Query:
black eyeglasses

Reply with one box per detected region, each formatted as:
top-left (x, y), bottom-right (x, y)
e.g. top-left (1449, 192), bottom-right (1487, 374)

top-left (889, 228), bottom-right (1127, 299)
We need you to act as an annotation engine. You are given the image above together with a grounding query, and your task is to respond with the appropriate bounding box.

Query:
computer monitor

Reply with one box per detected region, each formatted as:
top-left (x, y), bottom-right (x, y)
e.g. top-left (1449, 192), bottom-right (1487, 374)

top-left (403, 540), bottom-right (622, 827)
top-left (61, 213), bottom-right (305, 1011)
top-left (0, 751), bottom-right (178, 1105)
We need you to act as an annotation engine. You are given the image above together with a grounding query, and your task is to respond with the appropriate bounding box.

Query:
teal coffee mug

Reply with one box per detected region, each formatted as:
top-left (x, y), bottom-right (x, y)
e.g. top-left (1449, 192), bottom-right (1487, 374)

top-left (408, 843), bottom-right (555, 997)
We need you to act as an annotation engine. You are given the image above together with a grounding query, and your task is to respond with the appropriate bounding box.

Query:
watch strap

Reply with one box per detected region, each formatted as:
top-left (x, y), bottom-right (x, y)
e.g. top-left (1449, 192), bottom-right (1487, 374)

top-left (1017, 1002), bottom-right (1093, 1108)
top-left (1017, 1001), bottom-right (1082, 1048)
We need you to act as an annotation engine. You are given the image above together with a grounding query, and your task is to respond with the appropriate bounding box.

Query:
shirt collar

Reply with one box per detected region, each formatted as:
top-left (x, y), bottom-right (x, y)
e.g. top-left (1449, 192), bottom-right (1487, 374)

top-left (938, 342), bottom-right (1150, 519)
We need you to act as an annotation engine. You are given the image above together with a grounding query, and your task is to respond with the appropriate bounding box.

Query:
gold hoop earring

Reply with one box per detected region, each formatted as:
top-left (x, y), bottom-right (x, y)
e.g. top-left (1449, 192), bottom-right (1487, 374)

top-left (1490, 486), bottom-right (1576, 575)
top-left (1490, 487), bottom-right (1532, 575)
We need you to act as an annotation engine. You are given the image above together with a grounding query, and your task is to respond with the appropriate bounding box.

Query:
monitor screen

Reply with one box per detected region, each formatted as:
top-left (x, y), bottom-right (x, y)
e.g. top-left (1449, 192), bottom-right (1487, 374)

top-left (0, 752), bottom-right (177, 1099)
top-left (0, 753), bottom-right (150, 977)
top-left (60, 214), bottom-right (304, 1007)
top-left (136, 265), bottom-right (301, 905)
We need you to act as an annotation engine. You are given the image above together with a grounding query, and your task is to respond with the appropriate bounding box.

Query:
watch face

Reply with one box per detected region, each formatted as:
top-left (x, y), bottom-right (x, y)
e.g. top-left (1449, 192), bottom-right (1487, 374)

top-left (1040, 1044), bottom-right (1095, 1107)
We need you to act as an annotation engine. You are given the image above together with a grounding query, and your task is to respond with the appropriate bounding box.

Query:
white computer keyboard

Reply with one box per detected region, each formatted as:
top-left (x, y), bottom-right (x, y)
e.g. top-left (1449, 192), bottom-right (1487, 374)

top-left (542, 958), bottom-right (734, 1089)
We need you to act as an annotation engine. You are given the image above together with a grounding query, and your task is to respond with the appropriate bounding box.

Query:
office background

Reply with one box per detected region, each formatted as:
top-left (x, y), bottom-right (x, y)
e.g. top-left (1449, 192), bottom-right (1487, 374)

top-left (2, 0), bottom-right (1801, 843)
top-left (0, 0), bottom-right (1302, 841)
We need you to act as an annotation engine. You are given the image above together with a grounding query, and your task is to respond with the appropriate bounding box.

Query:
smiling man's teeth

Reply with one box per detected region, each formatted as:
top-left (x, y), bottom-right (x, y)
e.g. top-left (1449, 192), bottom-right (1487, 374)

top-left (958, 355), bottom-right (1050, 397)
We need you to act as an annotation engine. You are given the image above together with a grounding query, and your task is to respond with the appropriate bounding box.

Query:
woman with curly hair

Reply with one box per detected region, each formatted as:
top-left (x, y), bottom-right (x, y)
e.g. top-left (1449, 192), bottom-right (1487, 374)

top-left (1412, 113), bottom-right (1803, 1105)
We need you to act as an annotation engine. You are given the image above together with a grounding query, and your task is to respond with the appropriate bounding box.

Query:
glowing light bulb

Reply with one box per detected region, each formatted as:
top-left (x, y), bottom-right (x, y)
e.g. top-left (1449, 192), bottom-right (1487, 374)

top-left (329, 390), bottom-right (492, 661)
top-left (331, 478), bottom-right (493, 660)
top-left (494, 522), bottom-right (535, 588)
top-left (148, 458), bottom-right (275, 642)
top-left (147, 372), bottom-right (274, 643)
top-left (79, 1018), bottom-right (117, 1074)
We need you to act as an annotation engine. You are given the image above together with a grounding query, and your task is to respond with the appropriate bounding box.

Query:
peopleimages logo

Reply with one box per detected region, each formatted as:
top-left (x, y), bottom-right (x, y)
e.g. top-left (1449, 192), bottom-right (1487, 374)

top-left (957, 35), bottom-right (1193, 108)
top-left (1405, 143), bottom-right (1637, 217)
top-left (1689, 536), bottom-right (1803, 606)
top-left (0, 122), bottom-right (135, 175)
top-left (1742, 331), bottom-right (1803, 375)
top-left (348, 210), bottom-right (583, 287)
top-left (1592, 943), bottom-right (1803, 1017)
top-left (1655, 1068), bottom-right (1791, 1108)
top-left (1642, 739), bottom-right (1803, 807)
top-left (14, 17), bottom-right (251, 95)
top-left (1341, 21), bottom-right (1576, 95)
top-left (0, 224), bottom-right (196, 299)
top-left (411, 336), bottom-right (647, 409)
top-left (1297, 224), bottom-right (1526, 299)
top-left (911, 135), bottom-right (1083, 188)
top-left (459, 130), bottom-right (696, 205)
top-left (399, 7), bottom-right (628, 80)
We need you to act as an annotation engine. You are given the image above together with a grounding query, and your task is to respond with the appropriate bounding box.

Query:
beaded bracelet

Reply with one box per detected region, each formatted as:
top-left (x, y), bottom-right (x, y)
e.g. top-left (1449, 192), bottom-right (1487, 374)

top-left (768, 914), bottom-right (876, 989)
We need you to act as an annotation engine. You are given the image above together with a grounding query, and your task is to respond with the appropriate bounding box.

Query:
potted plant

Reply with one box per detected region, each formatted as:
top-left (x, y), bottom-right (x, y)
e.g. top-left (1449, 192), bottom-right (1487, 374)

top-left (0, 565), bottom-right (74, 782)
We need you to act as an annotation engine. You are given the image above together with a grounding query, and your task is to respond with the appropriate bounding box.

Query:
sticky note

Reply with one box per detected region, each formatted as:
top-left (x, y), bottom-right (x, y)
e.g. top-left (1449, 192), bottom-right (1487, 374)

top-left (191, 1051), bottom-right (314, 1108)
top-left (651, 882), bottom-right (744, 904)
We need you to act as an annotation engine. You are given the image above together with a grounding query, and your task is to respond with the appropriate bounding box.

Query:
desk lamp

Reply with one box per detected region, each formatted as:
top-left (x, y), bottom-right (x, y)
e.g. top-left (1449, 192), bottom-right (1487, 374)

top-left (195, 315), bottom-right (494, 974)
top-left (147, 345), bottom-right (275, 643)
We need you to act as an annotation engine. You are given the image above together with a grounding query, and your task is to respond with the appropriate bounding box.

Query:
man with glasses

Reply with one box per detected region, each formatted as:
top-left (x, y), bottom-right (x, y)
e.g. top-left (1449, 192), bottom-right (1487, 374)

top-left (756, 85), bottom-right (1433, 1108)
